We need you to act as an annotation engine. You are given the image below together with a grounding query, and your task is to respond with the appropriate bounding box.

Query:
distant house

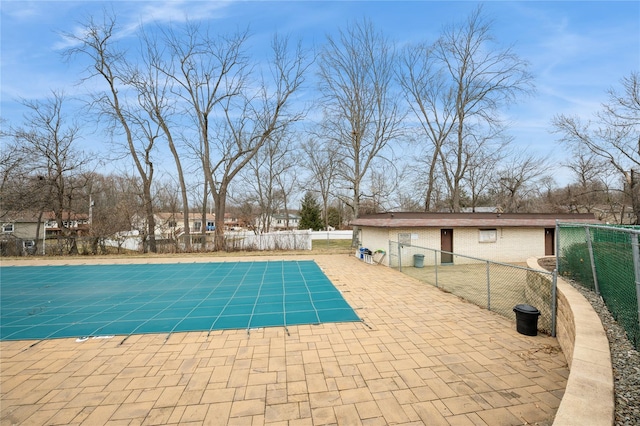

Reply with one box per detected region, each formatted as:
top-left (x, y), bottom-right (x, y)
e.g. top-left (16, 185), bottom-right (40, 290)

top-left (132, 211), bottom-right (246, 240)
top-left (253, 212), bottom-right (300, 232)
top-left (351, 212), bottom-right (599, 266)
top-left (1, 210), bottom-right (89, 255)
top-left (2, 211), bottom-right (44, 241)
top-left (268, 213), bottom-right (300, 231)
top-left (42, 211), bottom-right (90, 237)
top-left (2, 210), bottom-right (89, 239)
top-left (132, 212), bottom-right (216, 239)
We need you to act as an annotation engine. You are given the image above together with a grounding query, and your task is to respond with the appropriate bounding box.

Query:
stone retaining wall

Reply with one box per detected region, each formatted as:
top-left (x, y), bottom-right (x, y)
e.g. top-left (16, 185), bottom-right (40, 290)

top-left (527, 257), bottom-right (614, 426)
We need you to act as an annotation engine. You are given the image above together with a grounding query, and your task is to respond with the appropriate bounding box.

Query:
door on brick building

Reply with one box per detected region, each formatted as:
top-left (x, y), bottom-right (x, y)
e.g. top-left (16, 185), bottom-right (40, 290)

top-left (545, 228), bottom-right (555, 256)
top-left (441, 229), bottom-right (453, 264)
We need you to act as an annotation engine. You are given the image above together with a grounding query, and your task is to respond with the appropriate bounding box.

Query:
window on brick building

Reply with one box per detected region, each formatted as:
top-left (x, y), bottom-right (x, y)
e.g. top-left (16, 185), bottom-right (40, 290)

top-left (479, 228), bottom-right (497, 243)
top-left (398, 233), bottom-right (411, 245)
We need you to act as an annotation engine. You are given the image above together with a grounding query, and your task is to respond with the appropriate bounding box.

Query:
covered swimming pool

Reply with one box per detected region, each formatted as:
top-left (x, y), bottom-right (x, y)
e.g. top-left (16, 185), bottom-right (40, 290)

top-left (0, 260), bottom-right (360, 341)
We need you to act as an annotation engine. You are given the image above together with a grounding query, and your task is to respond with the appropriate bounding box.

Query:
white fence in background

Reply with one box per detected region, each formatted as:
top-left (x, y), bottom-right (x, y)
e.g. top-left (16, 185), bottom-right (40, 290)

top-left (227, 230), bottom-right (312, 251)
top-left (104, 230), bottom-right (141, 252)
top-left (104, 229), bottom-right (352, 252)
top-left (222, 229), bottom-right (352, 250)
top-left (310, 230), bottom-right (353, 240)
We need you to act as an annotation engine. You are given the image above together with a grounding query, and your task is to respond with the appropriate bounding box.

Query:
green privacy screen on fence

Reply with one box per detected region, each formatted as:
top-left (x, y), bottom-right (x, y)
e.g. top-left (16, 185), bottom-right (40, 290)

top-left (557, 223), bottom-right (640, 350)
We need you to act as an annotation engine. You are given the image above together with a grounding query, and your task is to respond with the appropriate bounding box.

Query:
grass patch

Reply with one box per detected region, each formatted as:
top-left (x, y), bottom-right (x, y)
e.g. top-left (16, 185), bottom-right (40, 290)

top-left (311, 239), bottom-right (353, 253)
top-left (3, 239), bottom-right (355, 261)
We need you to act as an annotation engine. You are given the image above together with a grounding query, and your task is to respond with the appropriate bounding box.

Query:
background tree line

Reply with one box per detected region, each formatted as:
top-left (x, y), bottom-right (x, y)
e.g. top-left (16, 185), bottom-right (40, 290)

top-left (1, 7), bottom-right (638, 254)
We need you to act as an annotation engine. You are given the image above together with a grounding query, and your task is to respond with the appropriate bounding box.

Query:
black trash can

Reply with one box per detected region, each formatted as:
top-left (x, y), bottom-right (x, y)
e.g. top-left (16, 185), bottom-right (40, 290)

top-left (513, 304), bottom-right (540, 336)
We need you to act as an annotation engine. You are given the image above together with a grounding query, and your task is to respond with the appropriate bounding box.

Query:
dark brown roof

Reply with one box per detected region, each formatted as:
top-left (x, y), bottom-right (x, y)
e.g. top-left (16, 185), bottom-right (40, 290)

top-left (2, 211), bottom-right (89, 223)
top-left (1, 211), bottom-right (42, 223)
top-left (351, 212), bottom-right (599, 228)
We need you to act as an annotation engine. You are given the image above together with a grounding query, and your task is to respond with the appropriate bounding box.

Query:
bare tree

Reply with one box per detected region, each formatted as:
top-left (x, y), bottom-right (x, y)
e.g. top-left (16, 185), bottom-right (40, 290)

top-left (0, 129), bottom-right (30, 216)
top-left (164, 27), bottom-right (309, 249)
top-left (399, 42), bottom-right (456, 211)
top-left (233, 199), bottom-right (258, 232)
top-left (400, 6), bottom-right (533, 211)
top-left (317, 18), bottom-right (404, 223)
top-left (561, 146), bottom-right (613, 214)
top-left (553, 71), bottom-right (640, 223)
top-left (160, 22), bottom-right (248, 249)
top-left (273, 136), bottom-right (300, 231)
top-left (82, 172), bottom-right (140, 254)
top-left (464, 146), bottom-right (506, 211)
top-left (491, 151), bottom-right (551, 212)
top-left (129, 30), bottom-right (193, 250)
top-left (362, 163), bottom-right (398, 213)
top-left (10, 91), bottom-right (91, 254)
top-left (64, 14), bottom-right (158, 252)
top-left (302, 138), bottom-right (339, 230)
top-left (389, 165), bottom-right (424, 212)
top-left (242, 130), bottom-right (296, 232)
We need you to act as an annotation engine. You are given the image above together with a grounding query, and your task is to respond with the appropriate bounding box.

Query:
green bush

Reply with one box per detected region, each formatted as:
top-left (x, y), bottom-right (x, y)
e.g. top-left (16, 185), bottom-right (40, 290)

top-left (559, 242), bottom-right (595, 290)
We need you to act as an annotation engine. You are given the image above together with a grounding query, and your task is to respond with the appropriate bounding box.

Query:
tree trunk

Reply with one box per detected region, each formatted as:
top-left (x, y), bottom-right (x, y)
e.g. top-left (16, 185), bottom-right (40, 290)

top-left (351, 184), bottom-right (361, 248)
top-left (283, 194), bottom-right (289, 230)
top-left (69, 231), bottom-right (78, 255)
top-left (213, 189), bottom-right (226, 251)
top-left (424, 149), bottom-right (440, 211)
top-left (201, 179), bottom-right (209, 250)
top-left (178, 173), bottom-right (191, 251)
top-left (143, 180), bottom-right (157, 253)
top-left (154, 107), bottom-right (191, 251)
top-left (33, 210), bottom-right (44, 255)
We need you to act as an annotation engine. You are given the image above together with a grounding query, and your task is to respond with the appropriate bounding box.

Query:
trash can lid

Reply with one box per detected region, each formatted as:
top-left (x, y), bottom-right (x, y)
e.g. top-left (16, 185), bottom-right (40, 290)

top-left (513, 304), bottom-right (540, 314)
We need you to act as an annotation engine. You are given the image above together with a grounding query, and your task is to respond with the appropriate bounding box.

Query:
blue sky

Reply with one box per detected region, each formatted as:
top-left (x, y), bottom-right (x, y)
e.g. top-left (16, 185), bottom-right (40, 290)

top-left (1, 1), bottom-right (639, 186)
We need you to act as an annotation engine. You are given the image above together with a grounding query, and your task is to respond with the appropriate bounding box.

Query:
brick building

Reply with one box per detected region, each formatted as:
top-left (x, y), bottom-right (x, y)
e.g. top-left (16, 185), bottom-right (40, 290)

top-left (351, 212), bottom-right (599, 265)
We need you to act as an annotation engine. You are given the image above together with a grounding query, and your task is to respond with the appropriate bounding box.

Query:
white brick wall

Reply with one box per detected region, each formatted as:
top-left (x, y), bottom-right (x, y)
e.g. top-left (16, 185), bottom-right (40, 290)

top-left (359, 226), bottom-right (547, 265)
top-left (453, 227), bottom-right (545, 262)
top-left (357, 228), bottom-right (389, 253)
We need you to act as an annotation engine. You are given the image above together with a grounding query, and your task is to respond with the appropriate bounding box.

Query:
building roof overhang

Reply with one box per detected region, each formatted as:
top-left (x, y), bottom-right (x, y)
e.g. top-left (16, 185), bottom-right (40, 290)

top-left (351, 212), bottom-right (599, 228)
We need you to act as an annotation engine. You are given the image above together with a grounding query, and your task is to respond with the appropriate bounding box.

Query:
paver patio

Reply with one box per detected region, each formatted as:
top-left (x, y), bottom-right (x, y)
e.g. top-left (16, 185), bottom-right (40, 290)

top-left (0, 254), bottom-right (568, 425)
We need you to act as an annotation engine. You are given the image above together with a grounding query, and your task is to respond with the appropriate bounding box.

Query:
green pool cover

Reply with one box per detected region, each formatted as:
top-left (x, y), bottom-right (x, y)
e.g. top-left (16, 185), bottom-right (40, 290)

top-left (0, 260), bottom-right (360, 341)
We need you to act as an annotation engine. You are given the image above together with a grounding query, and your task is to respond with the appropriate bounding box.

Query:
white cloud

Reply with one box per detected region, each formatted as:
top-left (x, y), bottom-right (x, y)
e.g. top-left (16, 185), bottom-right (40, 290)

top-left (123, 1), bottom-right (230, 33)
top-left (49, 1), bottom-right (233, 50)
top-left (1, 1), bottom-right (43, 20)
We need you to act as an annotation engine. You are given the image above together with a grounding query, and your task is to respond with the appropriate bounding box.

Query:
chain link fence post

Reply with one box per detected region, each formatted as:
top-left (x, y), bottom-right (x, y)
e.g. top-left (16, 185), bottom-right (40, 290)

top-left (486, 260), bottom-right (491, 311)
top-left (555, 220), bottom-right (560, 272)
top-left (551, 269), bottom-right (557, 337)
top-left (585, 226), bottom-right (600, 295)
top-left (434, 250), bottom-right (439, 287)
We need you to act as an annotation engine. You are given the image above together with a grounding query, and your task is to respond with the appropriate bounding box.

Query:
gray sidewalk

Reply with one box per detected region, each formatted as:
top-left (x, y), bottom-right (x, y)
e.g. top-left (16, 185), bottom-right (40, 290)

top-left (0, 254), bottom-right (568, 425)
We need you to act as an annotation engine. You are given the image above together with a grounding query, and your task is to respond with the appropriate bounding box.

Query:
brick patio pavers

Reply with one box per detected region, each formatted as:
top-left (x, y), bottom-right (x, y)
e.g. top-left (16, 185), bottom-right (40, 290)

top-left (0, 254), bottom-right (568, 425)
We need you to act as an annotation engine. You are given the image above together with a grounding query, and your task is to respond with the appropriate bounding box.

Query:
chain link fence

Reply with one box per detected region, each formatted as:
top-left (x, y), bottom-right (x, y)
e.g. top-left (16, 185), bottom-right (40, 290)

top-left (557, 222), bottom-right (640, 350)
top-left (388, 241), bottom-right (556, 335)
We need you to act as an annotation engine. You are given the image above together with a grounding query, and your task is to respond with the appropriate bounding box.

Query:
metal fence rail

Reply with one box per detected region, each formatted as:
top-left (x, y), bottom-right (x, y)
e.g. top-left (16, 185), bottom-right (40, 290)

top-left (557, 222), bottom-right (640, 350)
top-left (388, 241), bottom-right (556, 336)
